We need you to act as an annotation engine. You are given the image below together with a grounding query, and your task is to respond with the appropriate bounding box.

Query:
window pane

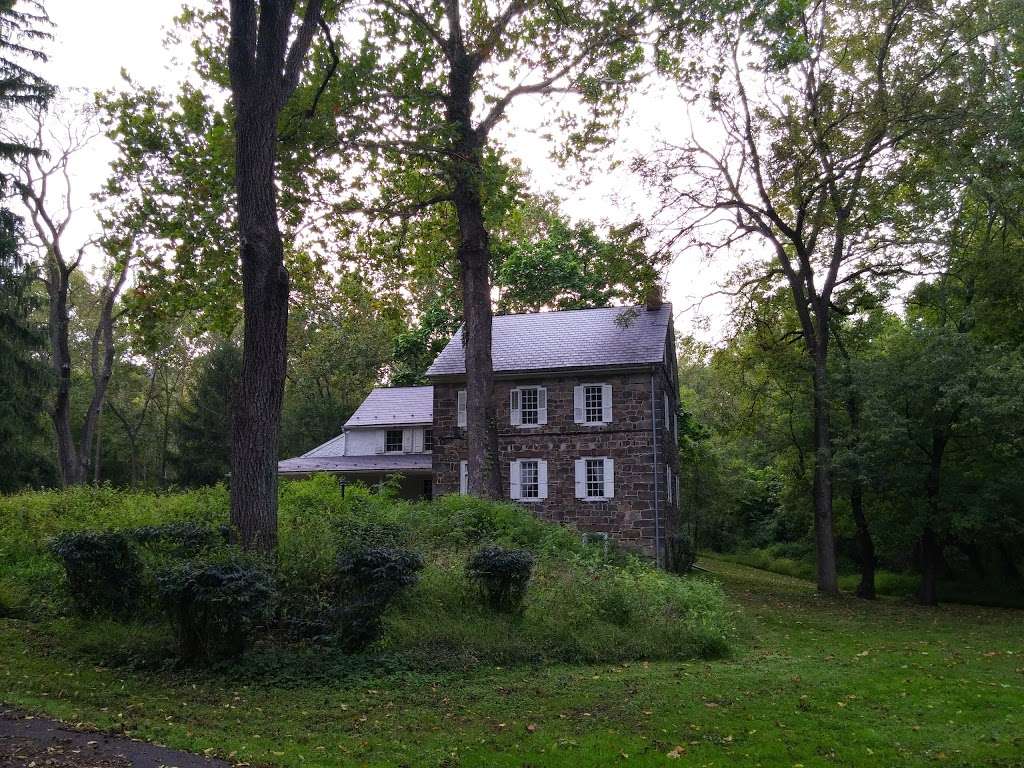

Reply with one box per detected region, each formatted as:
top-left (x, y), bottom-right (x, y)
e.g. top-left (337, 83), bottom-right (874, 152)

top-left (385, 430), bottom-right (403, 452)
top-left (585, 458), bottom-right (605, 497)
top-left (584, 385), bottom-right (604, 422)
top-left (520, 387), bottom-right (539, 424)
top-left (520, 460), bottom-right (539, 498)
top-left (424, 429), bottom-right (433, 451)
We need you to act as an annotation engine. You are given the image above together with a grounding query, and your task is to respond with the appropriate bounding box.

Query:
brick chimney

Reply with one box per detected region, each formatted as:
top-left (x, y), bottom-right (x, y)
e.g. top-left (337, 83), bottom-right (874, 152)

top-left (645, 284), bottom-right (664, 311)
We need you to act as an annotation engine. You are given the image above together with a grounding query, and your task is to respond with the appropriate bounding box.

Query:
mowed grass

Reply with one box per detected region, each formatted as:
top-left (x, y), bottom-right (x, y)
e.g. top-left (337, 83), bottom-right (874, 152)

top-left (2, 556), bottom-right (1022, 768)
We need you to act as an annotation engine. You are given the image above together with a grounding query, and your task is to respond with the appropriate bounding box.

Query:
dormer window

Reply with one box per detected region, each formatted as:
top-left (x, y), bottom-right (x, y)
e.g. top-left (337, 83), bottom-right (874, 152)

top-left (384, 429), bottom-right (404, 453)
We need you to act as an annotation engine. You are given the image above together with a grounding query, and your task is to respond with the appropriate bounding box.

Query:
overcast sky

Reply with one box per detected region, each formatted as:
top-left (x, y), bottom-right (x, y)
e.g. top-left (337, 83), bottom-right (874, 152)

top-left (39, 0), bottom-right (738, 341)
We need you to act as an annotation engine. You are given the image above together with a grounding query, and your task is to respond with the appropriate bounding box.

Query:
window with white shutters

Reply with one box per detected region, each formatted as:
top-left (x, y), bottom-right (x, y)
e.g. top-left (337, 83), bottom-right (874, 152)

top-left (456, 390), bottom-right (467, 427)
top-left (574, 383), bottom-right (613, 424)
top-left (666, 465), bottom-right (673, 504)
top-left (384, 429), bottom-right (403, 453)
top-left (575, 457), bottom-right (615, 500)
top-left (509, 458), bottom-right (547, 501)
top-left (459, 460), bottom-right (468, 495)
top-left (511, 386), bottom-right (546, 426)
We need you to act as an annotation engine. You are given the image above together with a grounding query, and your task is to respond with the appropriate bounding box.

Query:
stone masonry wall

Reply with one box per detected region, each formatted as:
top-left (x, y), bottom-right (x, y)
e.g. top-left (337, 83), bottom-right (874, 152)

top-left (432, 365), bottom-right (680, 559)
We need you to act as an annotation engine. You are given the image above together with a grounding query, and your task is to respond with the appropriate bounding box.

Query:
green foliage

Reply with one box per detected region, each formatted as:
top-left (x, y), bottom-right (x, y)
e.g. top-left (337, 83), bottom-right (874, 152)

top-left (156, 553), bottom-right (276, 664)
top-left (334, 548), bottom-right (423, 652)
top-left (665, 533), bottom-right (696, 574)
top-left (1, 479), bottom-right (732, 667)
top-left (49, 531), bottom-right (144, 617)
top-left (466, 546), bottom-right (534, 613)
top-left (0, 207), bottom-right (54, 491)
top-left (172, 340), bottom-right (239, 487)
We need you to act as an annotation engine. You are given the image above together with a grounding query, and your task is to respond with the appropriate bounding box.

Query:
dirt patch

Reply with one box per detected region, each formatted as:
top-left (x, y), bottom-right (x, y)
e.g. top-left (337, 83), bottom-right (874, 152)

top-left (0, 708), bottom-right (230, 768)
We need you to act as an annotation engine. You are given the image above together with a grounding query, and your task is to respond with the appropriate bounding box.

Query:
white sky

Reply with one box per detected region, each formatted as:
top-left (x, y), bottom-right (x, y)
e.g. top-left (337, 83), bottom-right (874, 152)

top-left (38, 0), bottom-right (738, 342)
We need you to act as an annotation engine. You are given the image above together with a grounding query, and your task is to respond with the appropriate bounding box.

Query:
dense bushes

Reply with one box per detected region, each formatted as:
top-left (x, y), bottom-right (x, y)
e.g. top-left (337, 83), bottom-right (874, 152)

top-left (49, 531), bottom-right (144, 617)
top-left (1, 477), bottom-right (734, 669)
top-left (334, 548), bottom-right (423, 651)
top-left (157, 556), bottom-right (276, 663)
top-left (466, 546), bottom-right (533, 612)
top-left (666, 533), bottom-right (696, 574)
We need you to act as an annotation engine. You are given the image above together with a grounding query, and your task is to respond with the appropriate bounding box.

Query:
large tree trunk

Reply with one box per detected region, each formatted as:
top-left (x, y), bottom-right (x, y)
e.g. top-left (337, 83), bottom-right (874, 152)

top-left (810, 347), bottom-right (839, 595)
top-left (228, 91), bottom-right (289, 553)
top-left (47, 261), bottom-right (81, 486)
top-left (447, 46), bottom-right (501, 499)
top-left (226, 0), bottom-right (322, 552)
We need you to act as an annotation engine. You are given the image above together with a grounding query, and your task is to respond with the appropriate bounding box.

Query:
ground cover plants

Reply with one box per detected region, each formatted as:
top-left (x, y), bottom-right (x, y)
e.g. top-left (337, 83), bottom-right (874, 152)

top-left (0, 556), bottom-right (1020, 767)
top-left (0, 476), bottom-right (732, 669)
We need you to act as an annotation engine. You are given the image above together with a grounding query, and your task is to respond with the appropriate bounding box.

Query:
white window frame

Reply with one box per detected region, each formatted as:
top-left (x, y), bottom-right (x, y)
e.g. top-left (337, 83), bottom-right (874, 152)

top-left (456, 390), bottom-right (467, 427)
top-left (510, 386), bottom-right (547, 427)
top-left (510, 458), bottom-right (548, 501)
top-left (459, 460), bottom-right (468, 495)
top-left (666, 465), bottom-right (673, 504)
top-left (575, 457), bottom-right (615, 501)
top-left (423, 428), bottom-right (433, 453)
top-left (664, 392), bottom-right (670, 427)
top-left (574, 383), bottom-right (613, 425)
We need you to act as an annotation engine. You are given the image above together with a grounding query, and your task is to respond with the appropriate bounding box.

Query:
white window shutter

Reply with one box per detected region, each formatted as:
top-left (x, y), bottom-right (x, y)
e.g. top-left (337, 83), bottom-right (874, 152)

top-left (601, 384), bottom-right (613, 423)
top-left (510, 388), bottom-right (522, 426)
top-left (412, 428), bottom-right (424, 453)
top-left (666, 465), bottom-right (672, 503)
top-left (457, 390), bottom-right (467, 427)
top-left (537, 460), bottom-right (548, 499)
top-left (573, 385), bottom-right (584, 423)
top-left (604, 458), bottom-right (615, 498)
top-left (664, 392), bottom-right (670, 426)
top-left (401, 429), bottom-right (413, 453)
top-left (375, 430), bottom-right (385, 454)
top-left (459, 460), bottom-right (468, 495)
top-left (509, 460), bottom-right (521, 500)
top-left (537, 387), bottom-right (548, 425)
top-left (574, 459), bottom-right (586, 498)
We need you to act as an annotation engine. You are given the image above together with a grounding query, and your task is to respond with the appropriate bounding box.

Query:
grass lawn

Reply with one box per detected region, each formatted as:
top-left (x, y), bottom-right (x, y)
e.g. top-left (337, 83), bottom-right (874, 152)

top-left (2, 557), bottom-right (1021, 767)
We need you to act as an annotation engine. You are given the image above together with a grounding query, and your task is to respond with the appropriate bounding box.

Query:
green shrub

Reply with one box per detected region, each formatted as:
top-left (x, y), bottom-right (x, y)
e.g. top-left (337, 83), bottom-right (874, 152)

top-left (666, 533), bottom-right (696, 574)
top-left (466, 546), bottom-right (534, 613)
top-left (128, 522), bottom-right (224, 556)
top-left (334, 548), bottom-right (423, 652)
top-left (49, 531), bottom-right (144, 617)
top-left (156, 555), bottom-right (276, 663)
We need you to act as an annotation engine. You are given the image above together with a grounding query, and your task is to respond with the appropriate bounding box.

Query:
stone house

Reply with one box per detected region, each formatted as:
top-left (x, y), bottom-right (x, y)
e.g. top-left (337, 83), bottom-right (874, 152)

top-left (278, 300), bottom-right (681, 560)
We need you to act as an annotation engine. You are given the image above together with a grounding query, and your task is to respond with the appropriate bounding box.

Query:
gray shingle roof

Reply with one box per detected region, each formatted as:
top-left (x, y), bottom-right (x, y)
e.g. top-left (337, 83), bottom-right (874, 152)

top-left (425, 304), bottom-right (671, 378)
top-left (344, 386), bottom-right (433, 427)
top-left (301, 432), bottom-right (347, 458)
top-left (278, 454), bottom-right (432, 475)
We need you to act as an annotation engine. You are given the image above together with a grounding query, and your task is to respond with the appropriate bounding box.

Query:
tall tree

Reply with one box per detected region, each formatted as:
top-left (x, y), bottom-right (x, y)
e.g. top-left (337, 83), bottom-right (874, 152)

top-left (5, 104), bottom-right (130, 487)
top-left (226, 0), bottom-right (323, 551)
top-left (316, 0), bottom-right (653, 497)
top-left (646, 0), bottom-right (981, 593)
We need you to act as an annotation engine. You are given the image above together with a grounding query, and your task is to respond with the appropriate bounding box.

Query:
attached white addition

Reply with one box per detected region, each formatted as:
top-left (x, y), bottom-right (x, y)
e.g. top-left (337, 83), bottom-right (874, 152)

top-left (510, 458), bottom-right (548, 501)
top-left (573, 383), bottom-right (613, 424)
top-left (575, 457), bottom-right (615, 500)
top-left (510, 386), bottom-right (548, 427)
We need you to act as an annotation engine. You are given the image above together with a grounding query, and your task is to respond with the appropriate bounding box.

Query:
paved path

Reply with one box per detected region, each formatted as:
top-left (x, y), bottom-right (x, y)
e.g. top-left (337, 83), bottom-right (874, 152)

top-left (0, 708), bottom-right (231, 768)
